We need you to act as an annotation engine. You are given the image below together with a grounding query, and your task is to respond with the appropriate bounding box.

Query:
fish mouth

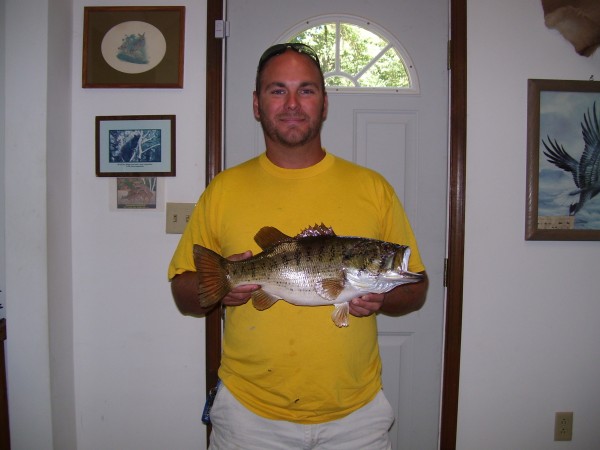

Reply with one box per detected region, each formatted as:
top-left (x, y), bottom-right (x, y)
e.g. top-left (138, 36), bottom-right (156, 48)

top-left (392, 247), bottom-right (411, 272)
top-left (384, 247), bottom-right (423, 282)
top-left (380, 269), bottom-right (423, 283)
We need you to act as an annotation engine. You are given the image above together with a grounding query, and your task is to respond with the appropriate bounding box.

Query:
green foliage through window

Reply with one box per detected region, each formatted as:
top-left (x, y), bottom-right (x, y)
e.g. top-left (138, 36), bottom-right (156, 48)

top-left (289, 20), bottom-right (412, 90)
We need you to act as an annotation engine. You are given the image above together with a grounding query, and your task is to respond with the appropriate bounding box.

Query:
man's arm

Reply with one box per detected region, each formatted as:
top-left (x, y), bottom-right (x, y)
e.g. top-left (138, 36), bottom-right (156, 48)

top-left (349, 271), bottom-right (429, 317)
top-left (379, 271), bottom-right (428, 315)
top-left (170, 250), bottom-right (260, 317)
top-left (170, 271), bottom-right (215, 317)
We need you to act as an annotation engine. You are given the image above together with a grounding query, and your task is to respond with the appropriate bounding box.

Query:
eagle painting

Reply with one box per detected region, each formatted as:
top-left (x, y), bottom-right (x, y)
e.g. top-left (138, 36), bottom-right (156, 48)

top-left (542, 102), bottom-right (600, 217)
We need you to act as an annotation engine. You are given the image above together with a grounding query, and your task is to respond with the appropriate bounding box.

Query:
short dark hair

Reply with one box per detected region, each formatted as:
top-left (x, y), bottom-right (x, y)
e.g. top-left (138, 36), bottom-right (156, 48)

top-left (255, 42), bottom-right (325, 93)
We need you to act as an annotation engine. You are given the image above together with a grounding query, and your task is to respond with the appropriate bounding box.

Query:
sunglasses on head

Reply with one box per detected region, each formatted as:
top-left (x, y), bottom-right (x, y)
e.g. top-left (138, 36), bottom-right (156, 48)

top-left (257, 43), bottom-right (322, 73)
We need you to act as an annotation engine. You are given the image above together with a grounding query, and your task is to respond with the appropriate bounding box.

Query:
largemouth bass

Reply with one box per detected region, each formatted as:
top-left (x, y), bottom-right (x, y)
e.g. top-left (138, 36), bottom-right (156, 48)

top-left (193, 224), bottom-right (424, 327)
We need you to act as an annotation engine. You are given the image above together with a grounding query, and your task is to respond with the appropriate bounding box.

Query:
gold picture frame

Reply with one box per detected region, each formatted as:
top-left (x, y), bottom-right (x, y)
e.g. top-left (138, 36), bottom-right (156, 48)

top-left (525, 79), bottom-right (600, 240)
top-left (83, 6), bottom-right (185, 88)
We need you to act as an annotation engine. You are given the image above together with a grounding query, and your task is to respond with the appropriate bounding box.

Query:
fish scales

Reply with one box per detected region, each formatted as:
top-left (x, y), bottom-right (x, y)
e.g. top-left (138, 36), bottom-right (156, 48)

top-left (193, 224), bottom-right (424, 327)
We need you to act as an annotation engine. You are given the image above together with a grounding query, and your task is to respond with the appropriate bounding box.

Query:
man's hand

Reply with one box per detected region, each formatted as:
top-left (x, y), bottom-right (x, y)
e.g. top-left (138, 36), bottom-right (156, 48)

top-left (221, 250), bottom-right (261, 307)
top-left (349, 272), bottom-right (429, 319)
top-left (349, 293), bottom-right (385, 318)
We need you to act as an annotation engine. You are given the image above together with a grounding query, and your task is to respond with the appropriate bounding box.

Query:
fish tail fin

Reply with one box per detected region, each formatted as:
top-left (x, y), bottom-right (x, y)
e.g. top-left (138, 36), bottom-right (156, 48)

top-left (193, 245), bottom-right (232, 307)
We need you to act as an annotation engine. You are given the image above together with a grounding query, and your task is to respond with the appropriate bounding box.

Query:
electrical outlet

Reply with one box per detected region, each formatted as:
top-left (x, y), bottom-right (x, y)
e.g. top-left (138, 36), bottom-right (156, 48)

top-left (554, 412), bottom-right (573, 441)
top-left (166, 202), bottom-right (195, 234)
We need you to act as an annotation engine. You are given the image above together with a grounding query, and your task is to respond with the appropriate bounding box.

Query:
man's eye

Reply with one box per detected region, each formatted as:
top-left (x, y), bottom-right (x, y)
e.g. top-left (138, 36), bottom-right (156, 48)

top-left (299, 88), bottom-right (316, 95)
top-left (271, 89), bottom-right (286, 95)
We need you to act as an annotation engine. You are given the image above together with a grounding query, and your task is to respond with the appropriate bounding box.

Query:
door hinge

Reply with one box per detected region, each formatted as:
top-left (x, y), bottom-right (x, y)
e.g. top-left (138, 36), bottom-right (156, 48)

top-left (215, 20), bottom-right (230, 39)
top-left (447, 40), bottom-right (452, 71)
top-left (443, 258), bottom-right (448, 287)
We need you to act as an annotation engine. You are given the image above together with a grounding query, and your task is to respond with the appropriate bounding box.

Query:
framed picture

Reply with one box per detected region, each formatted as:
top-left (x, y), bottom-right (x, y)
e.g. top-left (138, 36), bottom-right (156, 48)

top-left (83, 6), bottom-right (185, 88)
top-left (525, 79), bottom-right (600, 240)
top-left (96, 115), bottom-right (176, 177)
top-left (111, 177), bottom-right (163, 210)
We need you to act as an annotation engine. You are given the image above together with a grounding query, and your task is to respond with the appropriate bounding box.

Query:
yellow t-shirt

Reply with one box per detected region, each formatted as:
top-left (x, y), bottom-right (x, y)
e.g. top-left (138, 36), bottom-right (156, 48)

top-left (168, 151), bottom-right (425, 424)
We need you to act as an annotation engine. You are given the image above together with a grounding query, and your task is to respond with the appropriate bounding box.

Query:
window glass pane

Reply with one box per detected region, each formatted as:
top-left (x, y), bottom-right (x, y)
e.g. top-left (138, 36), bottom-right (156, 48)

top-left (340, 24), bottom-right (387, 76)
top-left (289, 19), bottom-right (415, 91)
top-left (326, 76), bottom-right (355, 87)
top-left (292, 24), bottom-right (336, 74)
top-left (358, 48), bottom-right (410, 87)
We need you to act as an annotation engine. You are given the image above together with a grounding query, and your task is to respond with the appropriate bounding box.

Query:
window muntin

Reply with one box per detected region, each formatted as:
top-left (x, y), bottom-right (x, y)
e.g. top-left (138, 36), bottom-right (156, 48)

top-left (280, 16), bottom-right (419, 94)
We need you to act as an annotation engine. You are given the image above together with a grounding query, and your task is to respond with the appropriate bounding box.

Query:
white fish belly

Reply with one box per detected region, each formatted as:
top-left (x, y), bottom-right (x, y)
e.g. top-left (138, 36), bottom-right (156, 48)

top-left (246, 269), bottom-right (393, 306)
top-left (258, 282), bottom-right (366, 306)
top-left (232, 266), bottom-right (404, 306)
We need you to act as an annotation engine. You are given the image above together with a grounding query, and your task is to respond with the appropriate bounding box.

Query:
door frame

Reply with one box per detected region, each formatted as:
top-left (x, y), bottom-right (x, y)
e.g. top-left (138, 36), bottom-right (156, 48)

top-left (204, 1), bottom-right (466, 447)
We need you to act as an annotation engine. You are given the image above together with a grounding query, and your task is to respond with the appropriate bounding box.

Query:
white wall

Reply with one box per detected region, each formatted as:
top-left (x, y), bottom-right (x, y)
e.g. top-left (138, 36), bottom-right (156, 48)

top-left (459, 0), bottom-right (600, 449)
top-left (5, 0), bottom-right (54, 448)
top-left (47, 0), bottom-right (75, 448)
top-left (5, 0), bottom-right (209, 448)
top-left (69, 1), bottom-right (208, 449)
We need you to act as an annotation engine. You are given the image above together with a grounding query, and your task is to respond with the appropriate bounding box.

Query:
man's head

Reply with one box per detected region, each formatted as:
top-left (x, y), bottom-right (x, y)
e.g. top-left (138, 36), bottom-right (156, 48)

top-left (255, 43), bottom-right (325, 94)
top-left (253, 43), bottom-right (328, 152)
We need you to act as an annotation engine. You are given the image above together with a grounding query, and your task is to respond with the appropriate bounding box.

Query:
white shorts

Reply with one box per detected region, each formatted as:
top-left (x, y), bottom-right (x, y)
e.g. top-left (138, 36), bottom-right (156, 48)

top-left (208, 383), bottom-right (395, 450)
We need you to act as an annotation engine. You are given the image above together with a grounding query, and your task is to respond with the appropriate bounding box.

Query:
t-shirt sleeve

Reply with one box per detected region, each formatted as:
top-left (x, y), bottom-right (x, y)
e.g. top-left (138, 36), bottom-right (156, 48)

top-left (380, 179), bottom-right (426, 274)
top-left (167, 180), bottom-right (222, 280)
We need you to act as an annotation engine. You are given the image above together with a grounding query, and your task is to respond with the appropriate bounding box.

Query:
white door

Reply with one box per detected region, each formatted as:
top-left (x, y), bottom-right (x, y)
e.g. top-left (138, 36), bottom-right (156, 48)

top-left (224, 1), bottom-right (448, 448)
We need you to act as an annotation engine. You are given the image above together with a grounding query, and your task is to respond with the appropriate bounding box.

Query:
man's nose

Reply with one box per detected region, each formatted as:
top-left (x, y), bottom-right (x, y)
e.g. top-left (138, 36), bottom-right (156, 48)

top-left (285, 92), bottom-right (299, 110)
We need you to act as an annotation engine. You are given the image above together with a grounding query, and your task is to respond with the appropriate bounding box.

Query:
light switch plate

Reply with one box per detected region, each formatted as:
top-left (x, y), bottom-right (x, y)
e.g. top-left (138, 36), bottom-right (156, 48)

top-left (166, 202), bottom-right (195, 234)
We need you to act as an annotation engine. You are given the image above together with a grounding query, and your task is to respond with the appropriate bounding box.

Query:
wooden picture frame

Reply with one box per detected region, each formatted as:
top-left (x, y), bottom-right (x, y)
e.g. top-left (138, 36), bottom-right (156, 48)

top-left (83, 6), bottom-right (185, 88)
top-left (525, 79), bottom-right (600, 240)
top-left (96, 115), bottom-right (176, 177)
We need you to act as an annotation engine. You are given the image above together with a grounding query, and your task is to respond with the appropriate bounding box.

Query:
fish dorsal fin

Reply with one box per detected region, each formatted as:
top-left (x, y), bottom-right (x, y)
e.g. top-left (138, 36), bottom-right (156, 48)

top-left (251, 289), bottom-right (281, 310)
top-left (297, 223), bottom-right (336, 239)
top-left (315, 277), bottom-right (345, 302)
top-left (254, 227), bottom-right (292, 250)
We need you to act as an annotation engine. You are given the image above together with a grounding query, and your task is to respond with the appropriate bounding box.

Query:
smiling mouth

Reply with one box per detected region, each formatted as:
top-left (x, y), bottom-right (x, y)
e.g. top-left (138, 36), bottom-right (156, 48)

top-left (279, 114), bottom-right (306, 122)
top-left (280, 119), bottom-right (307, 130)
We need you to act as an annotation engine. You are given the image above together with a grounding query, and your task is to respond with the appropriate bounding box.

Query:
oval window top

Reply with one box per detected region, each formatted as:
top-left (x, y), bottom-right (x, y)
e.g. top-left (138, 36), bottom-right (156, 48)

top-left (279, 15), bottom-right (419, 94)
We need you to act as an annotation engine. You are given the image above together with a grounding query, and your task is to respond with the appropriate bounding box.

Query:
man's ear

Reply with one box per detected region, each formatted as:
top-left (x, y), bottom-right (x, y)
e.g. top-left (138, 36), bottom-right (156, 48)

top-left (252, 91), bottom-right (261, 121)
top-left (322, 92), bottom-right (329, 121)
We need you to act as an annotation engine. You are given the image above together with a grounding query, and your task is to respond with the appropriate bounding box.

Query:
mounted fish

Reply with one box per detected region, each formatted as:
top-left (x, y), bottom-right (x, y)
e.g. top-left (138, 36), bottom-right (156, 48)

top-left (193, 224), bottom-right (424, 327)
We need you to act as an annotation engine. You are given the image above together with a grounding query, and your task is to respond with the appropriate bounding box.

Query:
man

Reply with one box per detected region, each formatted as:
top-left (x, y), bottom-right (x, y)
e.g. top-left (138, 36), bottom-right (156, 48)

top-left (169, 43), bottom-right (428, 449)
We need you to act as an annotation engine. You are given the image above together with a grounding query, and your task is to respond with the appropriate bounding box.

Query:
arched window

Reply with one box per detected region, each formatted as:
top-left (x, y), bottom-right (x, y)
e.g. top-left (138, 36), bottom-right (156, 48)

top-left (279, 15), bottom-right (419, 94)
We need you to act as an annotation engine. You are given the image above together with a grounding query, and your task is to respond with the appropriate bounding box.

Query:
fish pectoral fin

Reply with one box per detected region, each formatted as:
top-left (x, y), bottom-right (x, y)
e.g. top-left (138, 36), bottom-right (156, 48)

top-left (331, 303), bottom-right (350, 327)
top-left (315, 278), bottom-right (345, 302)
top-left (251, 289), bottom-right (280, 311)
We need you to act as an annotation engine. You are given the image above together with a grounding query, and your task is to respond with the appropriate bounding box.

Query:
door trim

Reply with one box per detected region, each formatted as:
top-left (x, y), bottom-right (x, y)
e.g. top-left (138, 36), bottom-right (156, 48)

top-left (0, 319), bottom-right (9, 450)
top-left (440, 0), bottom-right (466, 447)
top-left (204, 0), bottom-right (224, 442)
top-left (204, 1), bottom-right (466, 447)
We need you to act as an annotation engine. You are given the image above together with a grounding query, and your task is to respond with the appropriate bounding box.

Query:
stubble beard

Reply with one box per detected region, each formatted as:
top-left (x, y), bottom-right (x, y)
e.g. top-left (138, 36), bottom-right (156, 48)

top-left (258, 105), bottom-right (325, 148)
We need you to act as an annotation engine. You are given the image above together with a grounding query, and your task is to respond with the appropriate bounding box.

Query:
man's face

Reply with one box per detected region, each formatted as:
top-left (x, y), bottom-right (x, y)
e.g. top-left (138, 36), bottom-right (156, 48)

top-left (253, 50), bottom-right (328, 148)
